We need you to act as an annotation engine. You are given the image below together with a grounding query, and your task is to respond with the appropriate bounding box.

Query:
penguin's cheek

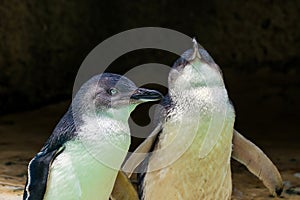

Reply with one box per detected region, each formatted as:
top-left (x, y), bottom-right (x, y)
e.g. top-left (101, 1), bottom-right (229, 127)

top-left (111, 99), bottom-right (132, 108)
top-left (94, 97), bottom-right (112, 110)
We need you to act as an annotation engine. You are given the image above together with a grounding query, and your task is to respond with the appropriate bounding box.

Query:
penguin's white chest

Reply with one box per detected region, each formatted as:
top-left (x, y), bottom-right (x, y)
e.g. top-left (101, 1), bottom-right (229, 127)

top-left (143, 88), bottom-right (235, 200)
top-left (44, 119), bottom-right (130, 200)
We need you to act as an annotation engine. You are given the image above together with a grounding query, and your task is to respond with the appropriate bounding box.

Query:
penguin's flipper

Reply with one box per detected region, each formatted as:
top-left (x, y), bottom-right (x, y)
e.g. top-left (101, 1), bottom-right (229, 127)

top-left (110, 171), bottom-right (139, 200)
top-left (122, 122), bottom-right (163, 178)
top-left (232, 129), bottom-right (283, 196)
top-left (23, 146), bottom-right (65, 200)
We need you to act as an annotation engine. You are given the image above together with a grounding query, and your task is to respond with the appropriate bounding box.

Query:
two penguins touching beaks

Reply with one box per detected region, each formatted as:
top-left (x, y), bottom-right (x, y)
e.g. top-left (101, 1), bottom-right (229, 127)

top-left (23, 40), bottom-right (283, 200)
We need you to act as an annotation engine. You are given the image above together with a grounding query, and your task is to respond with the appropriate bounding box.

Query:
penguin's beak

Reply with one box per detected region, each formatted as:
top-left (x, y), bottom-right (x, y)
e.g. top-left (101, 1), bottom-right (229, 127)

top-left (130, 88), bottom-right (162, 103)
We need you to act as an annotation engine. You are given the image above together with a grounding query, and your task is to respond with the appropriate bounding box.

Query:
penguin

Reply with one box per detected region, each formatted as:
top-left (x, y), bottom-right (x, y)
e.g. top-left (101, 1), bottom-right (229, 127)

top-left (23, 73), bottom-right (162, 200)
top-left (123, 40), bottom-right (283, 199)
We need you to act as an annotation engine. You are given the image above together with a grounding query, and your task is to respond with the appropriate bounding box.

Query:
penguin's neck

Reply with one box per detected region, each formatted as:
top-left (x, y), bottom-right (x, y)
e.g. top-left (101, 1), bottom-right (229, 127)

top-left (159, 84), bottom-right (235, 160)
top-left (77, 112), bottom-right (131, 153)
top-left (169, 85), bottom-right (230, 118)
top-left (103, 106), bottom-right (136, 122)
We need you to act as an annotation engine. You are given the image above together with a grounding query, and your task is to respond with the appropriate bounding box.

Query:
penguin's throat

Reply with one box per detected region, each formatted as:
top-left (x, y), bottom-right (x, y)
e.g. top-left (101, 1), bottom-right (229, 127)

top-left (79, 106), bottom-right (134, 123)
top-left (78, 114), bottom-right (131, 152)
top-left (100, 105), bottom-right (136, 122)
top-left (169, 86), bottom-right (230, 117)
top-left (172, 61), bottom-right (225, 91)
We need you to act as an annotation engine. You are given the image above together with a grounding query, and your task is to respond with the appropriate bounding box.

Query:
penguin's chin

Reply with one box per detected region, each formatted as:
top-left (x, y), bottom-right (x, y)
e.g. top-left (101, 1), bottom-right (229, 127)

top-left (105, 106), bottom-right (135, 121)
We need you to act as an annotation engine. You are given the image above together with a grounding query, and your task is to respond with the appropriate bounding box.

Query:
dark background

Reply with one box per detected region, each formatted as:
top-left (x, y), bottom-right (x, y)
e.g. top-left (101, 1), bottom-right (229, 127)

top-left (0, 0), bottom-right (299, 146)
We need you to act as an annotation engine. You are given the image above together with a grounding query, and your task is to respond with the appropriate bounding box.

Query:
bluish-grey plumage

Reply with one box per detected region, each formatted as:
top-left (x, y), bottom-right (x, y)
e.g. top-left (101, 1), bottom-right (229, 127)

top-left (23, 73), bottom-right (162, 200)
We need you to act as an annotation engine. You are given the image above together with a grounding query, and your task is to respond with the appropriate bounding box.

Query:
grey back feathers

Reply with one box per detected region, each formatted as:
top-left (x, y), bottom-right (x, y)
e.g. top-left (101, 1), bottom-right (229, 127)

top-left (23, 107), bottom-right (75, 200)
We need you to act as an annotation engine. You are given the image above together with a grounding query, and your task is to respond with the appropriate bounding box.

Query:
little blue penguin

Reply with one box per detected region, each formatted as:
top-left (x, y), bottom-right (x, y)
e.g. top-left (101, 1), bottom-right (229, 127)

top-left (23, 73), bottom-right (162, 200)
top-left (123, 40), bottom-right (283, 199)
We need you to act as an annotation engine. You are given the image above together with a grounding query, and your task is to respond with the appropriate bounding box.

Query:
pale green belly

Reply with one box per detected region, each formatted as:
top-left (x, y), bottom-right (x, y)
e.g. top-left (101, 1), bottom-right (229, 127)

top-left (43, 141), bottom-right (126, 200)
top-left (143, 116), bottom-right (234, 200)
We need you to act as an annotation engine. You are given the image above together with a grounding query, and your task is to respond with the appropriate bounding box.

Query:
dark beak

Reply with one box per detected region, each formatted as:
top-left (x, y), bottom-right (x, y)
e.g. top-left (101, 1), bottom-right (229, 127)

top-left (130, 88), bottom-right (162, 102)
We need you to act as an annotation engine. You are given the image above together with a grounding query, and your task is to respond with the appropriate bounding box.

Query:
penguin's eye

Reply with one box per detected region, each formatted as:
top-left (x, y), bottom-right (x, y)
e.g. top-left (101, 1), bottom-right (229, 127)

top-left (107, 88), bottom-right (118, 96)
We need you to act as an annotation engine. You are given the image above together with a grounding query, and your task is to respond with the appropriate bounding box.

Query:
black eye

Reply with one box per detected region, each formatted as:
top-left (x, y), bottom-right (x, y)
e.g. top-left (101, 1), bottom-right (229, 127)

top-left (107, 88), bottom-right (118, 96)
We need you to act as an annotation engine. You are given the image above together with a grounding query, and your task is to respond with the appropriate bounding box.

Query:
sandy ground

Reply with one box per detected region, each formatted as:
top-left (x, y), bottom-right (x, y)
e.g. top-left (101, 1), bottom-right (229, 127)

top-left (0, 102), bottom-right (299, 199)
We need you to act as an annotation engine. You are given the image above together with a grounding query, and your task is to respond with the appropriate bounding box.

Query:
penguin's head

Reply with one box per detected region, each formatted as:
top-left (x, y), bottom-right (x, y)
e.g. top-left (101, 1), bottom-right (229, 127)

top-left (72, 73), bottom-right (162, 119)
top-left (168, 39), bottom-right (224, 93)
